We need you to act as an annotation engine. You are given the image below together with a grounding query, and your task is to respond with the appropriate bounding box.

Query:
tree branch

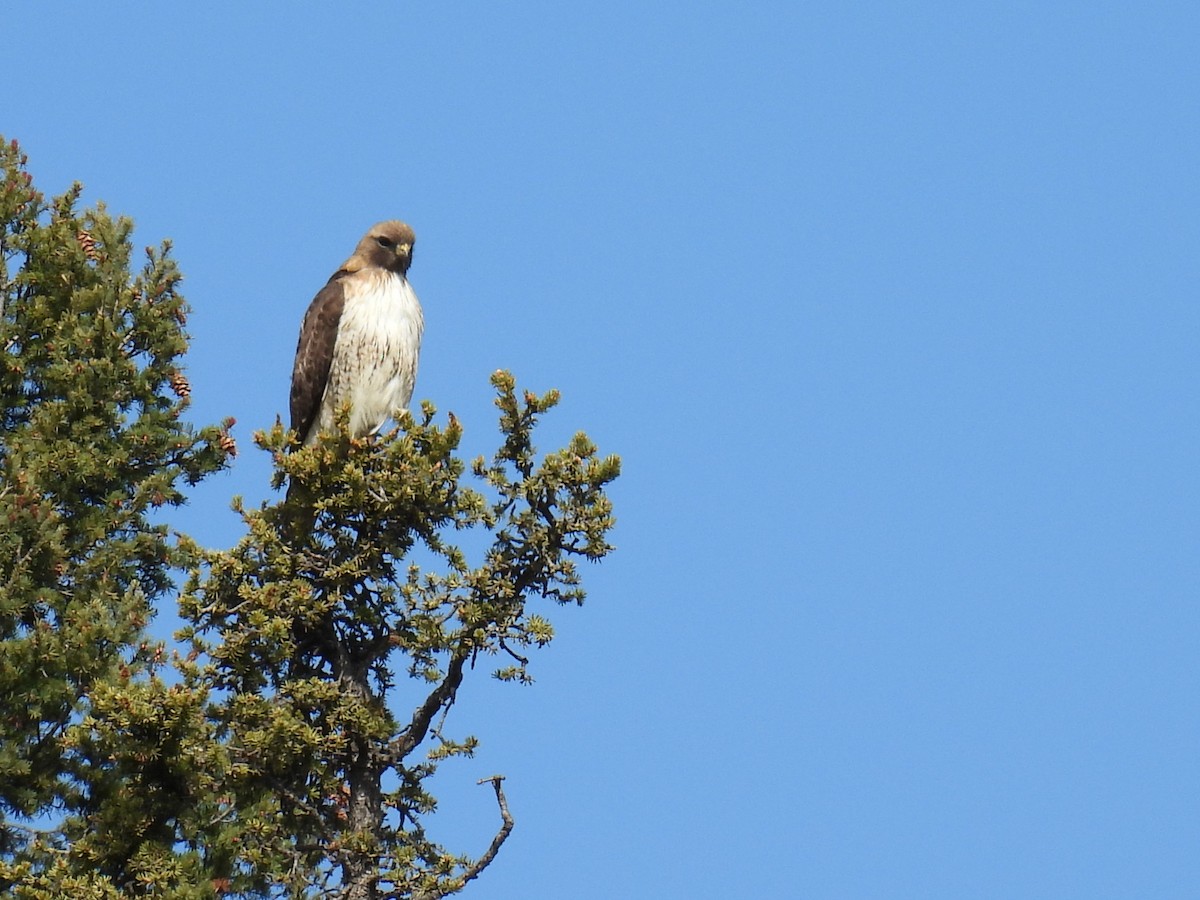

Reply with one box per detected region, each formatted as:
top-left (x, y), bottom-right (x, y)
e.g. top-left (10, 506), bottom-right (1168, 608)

top-left (389, 648), bottom-right (468, 762)
top-left (498, 637), bottom-right (529, 667)
top-left (459, 776), bottom-right (514, 888)
top-left (409, 776), bottom-right (514, 900)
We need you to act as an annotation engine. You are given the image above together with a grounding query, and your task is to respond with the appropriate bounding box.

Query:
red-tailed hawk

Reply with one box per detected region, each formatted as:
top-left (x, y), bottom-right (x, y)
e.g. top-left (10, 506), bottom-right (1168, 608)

top-left (290, 221), bottom-right (424, 446)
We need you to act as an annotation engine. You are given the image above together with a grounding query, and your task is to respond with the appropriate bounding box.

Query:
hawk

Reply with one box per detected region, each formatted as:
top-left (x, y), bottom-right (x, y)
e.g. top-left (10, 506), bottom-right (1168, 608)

top-left (289, 221), bottom-right (424, 446)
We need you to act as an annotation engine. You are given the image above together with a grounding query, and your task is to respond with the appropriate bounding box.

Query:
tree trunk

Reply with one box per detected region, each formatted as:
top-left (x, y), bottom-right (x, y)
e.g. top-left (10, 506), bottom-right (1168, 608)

top-left (341, 668), bottom-right (383, 900)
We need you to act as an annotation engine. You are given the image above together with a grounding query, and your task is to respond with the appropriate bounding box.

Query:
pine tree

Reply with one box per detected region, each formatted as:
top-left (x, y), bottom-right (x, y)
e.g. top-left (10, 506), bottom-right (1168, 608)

top-left (0, 137), bottom-right (620, 898)
top-left (0, 136), bottom-right (235, 895)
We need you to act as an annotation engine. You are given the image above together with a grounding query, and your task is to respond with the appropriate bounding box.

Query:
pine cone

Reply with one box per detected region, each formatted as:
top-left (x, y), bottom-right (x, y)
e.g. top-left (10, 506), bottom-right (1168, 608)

top-left (76, 229), bottom-right (99, 261)
top-left (217, 431), bottom-right (237, 457)
top-left (169, 371), bottom-right (191, 399)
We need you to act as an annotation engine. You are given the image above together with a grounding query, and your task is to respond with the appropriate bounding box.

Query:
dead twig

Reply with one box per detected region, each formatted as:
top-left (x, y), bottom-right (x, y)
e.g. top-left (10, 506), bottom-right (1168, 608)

top-left (408, 776), bottom-right (514, 900)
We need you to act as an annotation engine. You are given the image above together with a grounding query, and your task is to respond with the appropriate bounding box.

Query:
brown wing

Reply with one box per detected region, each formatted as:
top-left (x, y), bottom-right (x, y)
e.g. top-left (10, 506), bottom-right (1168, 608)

top-left (289, 272), bottom-right (348, 442)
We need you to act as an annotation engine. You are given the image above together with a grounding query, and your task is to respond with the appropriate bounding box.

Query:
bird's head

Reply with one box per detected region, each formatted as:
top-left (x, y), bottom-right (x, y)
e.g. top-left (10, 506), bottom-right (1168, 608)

top-left (355, 220), bottom-right (416, 274)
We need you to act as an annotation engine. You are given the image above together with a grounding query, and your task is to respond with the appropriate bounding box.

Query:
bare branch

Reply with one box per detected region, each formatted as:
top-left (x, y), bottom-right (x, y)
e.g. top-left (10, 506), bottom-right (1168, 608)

top-left (430, 688), bottom-right (457, 740)
top-left (460, 775), bottom-right (514, 888)
top-left (409, 776), bottom-right (514, 900)
top-left (498, 637), bottom-right (529, 667)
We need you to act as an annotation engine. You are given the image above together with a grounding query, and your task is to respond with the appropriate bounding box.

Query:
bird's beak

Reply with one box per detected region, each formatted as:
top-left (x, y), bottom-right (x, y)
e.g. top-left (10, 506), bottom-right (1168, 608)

top-left (398, 243), bottom-right (412, 256)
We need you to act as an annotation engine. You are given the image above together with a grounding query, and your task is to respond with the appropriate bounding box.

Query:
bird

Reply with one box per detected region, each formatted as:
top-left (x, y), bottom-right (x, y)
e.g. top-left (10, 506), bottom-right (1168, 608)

top-left (289, 221), bottom-right (424, 447)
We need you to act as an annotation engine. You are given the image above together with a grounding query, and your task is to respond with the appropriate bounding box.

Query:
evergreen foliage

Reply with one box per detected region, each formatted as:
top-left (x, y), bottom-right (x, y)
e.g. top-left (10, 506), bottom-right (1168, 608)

top-left (0, 137), bottom-right (620, 899)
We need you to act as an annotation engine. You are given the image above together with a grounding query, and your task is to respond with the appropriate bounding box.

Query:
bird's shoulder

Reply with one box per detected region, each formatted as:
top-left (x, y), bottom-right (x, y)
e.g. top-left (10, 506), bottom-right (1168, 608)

top-left (302, 268), bottom-right (355, 322)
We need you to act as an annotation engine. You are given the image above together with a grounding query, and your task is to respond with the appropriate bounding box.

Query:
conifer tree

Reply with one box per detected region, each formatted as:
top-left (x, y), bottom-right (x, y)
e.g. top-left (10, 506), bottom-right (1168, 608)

top-left (0, 137), bottom-right (620, 898)
top-left (0, 136), bottom-right (235, 894)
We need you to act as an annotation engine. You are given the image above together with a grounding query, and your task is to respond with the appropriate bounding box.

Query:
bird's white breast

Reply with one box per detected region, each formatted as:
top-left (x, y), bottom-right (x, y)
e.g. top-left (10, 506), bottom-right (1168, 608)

top-left (320, 270), bottom-right (423, 440)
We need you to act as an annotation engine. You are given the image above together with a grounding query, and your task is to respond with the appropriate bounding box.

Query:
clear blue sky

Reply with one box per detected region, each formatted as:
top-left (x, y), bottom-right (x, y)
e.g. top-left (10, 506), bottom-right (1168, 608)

top-left (9, 3), bottom-right (1200, 897)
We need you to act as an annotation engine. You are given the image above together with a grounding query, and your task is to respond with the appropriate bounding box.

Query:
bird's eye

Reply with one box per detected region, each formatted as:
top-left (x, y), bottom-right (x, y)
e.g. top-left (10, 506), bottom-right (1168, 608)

top-left (376, 236), bottom-right (394, 249)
